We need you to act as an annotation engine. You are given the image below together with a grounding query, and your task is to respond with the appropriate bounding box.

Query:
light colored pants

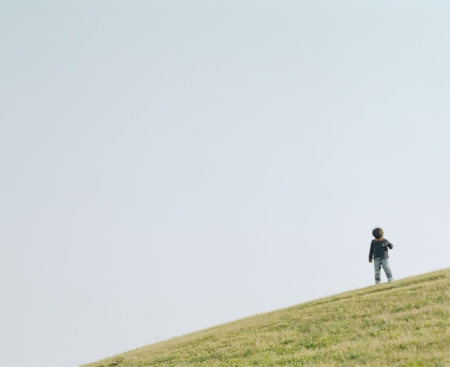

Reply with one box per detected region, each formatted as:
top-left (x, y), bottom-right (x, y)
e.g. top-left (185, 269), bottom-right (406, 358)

top-left (374, 258), bottom-right (394, 284)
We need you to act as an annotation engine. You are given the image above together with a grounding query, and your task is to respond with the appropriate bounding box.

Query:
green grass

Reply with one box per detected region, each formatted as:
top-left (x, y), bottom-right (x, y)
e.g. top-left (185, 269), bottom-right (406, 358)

top-left (83, 268), bottom-right (450, 367)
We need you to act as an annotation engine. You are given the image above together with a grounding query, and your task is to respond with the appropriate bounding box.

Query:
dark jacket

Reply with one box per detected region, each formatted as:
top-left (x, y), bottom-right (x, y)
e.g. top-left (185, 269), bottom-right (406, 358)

top-left (369, 239), bottom-right (393, 260)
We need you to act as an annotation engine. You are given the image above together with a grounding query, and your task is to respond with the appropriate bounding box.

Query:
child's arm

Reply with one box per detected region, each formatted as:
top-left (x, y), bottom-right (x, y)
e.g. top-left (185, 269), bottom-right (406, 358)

top-left (383, 240), bottom-right (394, 249)
top-left (368, 242), bottom-right (374, 262)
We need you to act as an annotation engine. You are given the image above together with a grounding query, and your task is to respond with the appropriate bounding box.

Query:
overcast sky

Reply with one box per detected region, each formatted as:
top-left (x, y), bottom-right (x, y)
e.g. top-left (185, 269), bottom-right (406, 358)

top-left (1, 1), bottom-right (449, 367)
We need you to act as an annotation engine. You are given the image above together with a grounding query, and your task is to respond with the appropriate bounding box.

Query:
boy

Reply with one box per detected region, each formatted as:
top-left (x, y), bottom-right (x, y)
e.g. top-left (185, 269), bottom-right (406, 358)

top-left (369, 227), bottom-right (394, 284)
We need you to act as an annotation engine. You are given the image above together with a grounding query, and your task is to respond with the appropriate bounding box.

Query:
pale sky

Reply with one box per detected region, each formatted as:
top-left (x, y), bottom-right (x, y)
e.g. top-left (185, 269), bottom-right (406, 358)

top-left (1, 1), bottom-right (449, 367)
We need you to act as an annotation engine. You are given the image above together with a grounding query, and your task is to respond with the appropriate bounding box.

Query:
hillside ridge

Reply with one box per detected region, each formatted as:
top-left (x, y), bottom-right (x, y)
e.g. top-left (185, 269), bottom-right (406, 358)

top-left (83, 268), bottom-right (450, 367)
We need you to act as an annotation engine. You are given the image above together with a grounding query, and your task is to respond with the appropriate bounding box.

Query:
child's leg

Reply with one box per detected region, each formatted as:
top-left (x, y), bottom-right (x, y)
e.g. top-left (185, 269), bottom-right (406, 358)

top-left (381, 259), bottom-right (394, 282)
top-left (374, 260), bottom-right (382, 284)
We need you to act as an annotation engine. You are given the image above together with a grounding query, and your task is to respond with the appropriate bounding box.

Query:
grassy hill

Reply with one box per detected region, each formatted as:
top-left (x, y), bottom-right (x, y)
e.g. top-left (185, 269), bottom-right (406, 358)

top-left (83, 268), bottom-right (450, 367)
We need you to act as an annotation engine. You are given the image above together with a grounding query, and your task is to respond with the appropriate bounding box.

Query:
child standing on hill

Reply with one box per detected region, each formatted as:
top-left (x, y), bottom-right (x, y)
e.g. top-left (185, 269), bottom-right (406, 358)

top-left (369, 227), bottom-right (394, 285)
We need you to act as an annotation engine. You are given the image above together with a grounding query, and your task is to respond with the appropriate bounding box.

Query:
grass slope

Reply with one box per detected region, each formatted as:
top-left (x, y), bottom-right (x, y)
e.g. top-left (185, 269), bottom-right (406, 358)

top-left (83, 268), bottom-right (450, 367)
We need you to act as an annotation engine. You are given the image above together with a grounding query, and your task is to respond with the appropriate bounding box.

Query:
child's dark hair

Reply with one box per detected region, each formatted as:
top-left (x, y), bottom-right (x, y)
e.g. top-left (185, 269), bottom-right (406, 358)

top-left (372, 227), bottom-right (384, 239)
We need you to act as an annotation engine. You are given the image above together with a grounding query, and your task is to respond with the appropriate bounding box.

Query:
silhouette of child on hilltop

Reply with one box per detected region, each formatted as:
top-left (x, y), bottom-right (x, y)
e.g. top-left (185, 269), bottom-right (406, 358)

top-left (369, 227), bottom-right (394, 285)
